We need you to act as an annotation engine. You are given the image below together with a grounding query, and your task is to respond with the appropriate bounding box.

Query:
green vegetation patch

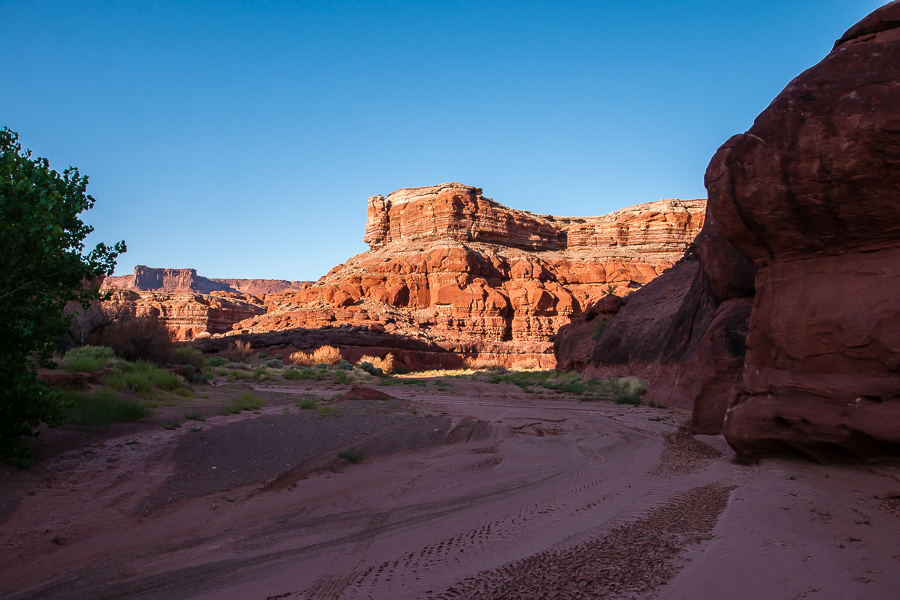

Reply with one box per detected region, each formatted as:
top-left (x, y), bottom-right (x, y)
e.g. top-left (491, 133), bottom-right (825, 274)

top-left (63, 388), bottom-right (154, 427)
top-left (483, 370), bottom-right (647, 405)
top-left (63, 345), bottom-right (115, 374)
top-left (222, 392), bottom-right (265, 415)
top-left (104, 360), bottom-right (190, 398)
top-left (206, 356), bottom-right (229, 368)
top-left (172, 347), bottom-right (205, 369)
top-left (295, 396), bottom-right (318, 409)
top-left (338, 448), bottom-right (364, 463)
top-left (317, 405), bottom-right (342, 418)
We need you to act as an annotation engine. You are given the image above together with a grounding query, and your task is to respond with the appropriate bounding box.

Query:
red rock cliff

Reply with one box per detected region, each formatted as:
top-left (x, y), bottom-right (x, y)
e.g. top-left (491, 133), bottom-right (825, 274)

top-left (100, 267), bottom-right (304, 340)
top-left (228, 183), bottom-right (705, 368)
top-left (710, 2), bottom-right (900, 461)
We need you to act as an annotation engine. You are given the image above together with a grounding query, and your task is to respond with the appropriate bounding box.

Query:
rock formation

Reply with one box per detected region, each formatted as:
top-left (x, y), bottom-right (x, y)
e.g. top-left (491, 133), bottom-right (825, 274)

top-left (104, 290), bottom-right (266, 340)
top-left (103, 265), bottom-right (309, 295)
top-left (223, 183), bottom-right (705, 368)
top-left (99, 266), bottom-right (305, 340)
top-left (712, 2), bottom-right (900, 462)
top-left (568, 2), bottom-right (900, 462)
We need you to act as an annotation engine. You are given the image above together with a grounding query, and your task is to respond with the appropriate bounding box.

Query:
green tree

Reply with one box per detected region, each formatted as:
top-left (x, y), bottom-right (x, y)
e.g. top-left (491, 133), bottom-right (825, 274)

top-left (0, 128), bottom-right (125, 465)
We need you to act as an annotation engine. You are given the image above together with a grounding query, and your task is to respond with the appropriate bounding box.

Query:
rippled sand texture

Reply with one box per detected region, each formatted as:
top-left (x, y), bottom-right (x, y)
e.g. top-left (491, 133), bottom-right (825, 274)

top-left (3, 378), bottom-right (900, 599)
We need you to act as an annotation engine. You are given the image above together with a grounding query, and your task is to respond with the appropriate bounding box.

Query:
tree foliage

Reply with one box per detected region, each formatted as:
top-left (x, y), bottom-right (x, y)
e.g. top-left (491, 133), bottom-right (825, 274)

top-left (0, 127), bottom-right (125, 464)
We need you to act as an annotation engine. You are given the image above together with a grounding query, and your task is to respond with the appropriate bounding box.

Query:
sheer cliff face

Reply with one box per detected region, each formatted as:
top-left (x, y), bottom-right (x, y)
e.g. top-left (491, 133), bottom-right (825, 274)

top-left (709, 2), bottom-right (900, 462)
top-left (364, 182), bottom-right (704, 255)
top-left (229, 184), bottom-right (705, 367)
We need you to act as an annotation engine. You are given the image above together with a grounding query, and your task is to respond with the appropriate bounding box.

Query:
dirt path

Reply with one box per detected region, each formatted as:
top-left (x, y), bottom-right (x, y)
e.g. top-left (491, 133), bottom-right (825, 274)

top-left (2, 379), bottom-right (900, 599)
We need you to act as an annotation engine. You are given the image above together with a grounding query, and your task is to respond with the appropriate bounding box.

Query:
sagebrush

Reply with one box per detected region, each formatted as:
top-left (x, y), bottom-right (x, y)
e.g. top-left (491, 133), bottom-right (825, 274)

top-left (290, 345), bottom-right (342, 366)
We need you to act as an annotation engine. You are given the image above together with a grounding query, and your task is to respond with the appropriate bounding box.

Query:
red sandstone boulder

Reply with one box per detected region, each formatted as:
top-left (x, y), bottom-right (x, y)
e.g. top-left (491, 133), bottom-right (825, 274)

top-left (574, 213), bottom-right (756, 416)
top-left (707, 2), bottom-right (900, 461)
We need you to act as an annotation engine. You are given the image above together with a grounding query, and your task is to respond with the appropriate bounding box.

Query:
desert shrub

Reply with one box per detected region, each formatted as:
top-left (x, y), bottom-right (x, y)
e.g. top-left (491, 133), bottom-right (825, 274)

top-left (206, 356), bottom-right (229, 368)
top-left (105, 368), bottom-right (153, 396)
top-left (299, 368), bottom-right (325, 380)
top-left (173, 347), bottom-right (205, 370)
top-left (151, 369), bottom-right (184, 391)
top-left (333, 371), bottom-right (352, 385)
top-left (222, 340), bottom-right (253, 363)
top-left (357, 354), bottom-right (395, 374)
top-left (256, 351), bottom-right (269, 359)
top-left (295, 396), bottom-right (318, 409)
top-left (283, 369), bottom-right (301, 380)
top-left (357, 362), bottom-right (382, 376)
top-left (63, 388), bottom-right (153, 427)
top-left (103, 361), bottom-right (189, 398)
top-left (334, 360), bottom-right (353, 371)
top-left (614, 394), bottom-right (642, 406)
top-left (265, 358), bottom-right (284, 369)
top-left (222, 392), bottom-right (264, 415)
top-left (617, 376), bottom-right (647, 397)
top-left (184, 410), bottom-right (205, 421)
top-left (63, 345), bottom-right (115, 373)
top-left (338, 448), bottom-right (364, 463)
top-left (290, 345), bottom-right (342, 366)
top-left (92, 314), bottom-right (174, 365)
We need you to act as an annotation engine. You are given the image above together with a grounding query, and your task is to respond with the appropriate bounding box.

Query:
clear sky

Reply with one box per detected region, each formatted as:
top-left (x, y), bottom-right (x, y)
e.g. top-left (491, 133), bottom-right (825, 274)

top-left (1, 1), bottom-right (887, 281)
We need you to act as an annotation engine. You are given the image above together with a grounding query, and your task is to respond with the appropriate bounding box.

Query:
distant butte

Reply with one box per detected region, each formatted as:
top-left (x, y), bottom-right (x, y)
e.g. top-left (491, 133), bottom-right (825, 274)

top-left (103, 265), bottom-right (310, 296)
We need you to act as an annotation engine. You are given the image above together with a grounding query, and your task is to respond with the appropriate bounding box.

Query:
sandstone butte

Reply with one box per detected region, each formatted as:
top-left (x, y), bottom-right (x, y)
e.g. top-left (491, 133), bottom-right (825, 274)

top-left (557, 1), bottom-right (900, 463)
top-left (213, 183), bottom-right (704, 369)
top-left (105, 187), bottom-right (705, 368)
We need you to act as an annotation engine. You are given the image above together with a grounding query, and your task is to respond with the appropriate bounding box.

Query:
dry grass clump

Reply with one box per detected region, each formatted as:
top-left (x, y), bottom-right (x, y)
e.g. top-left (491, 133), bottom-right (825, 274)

top-left (356, 353), bottom-right (395, 374)
top-left (222, 340), bottom-right (253, 363)
top-left (290, 345), bottom-right (343, 366)
top-left (463, 356), bottom-right (503, 371)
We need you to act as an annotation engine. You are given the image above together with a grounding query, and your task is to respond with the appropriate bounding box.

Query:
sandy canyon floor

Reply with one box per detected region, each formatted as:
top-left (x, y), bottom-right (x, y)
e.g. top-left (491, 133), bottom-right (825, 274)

top-left (2, 375), bottom-right (900, 599)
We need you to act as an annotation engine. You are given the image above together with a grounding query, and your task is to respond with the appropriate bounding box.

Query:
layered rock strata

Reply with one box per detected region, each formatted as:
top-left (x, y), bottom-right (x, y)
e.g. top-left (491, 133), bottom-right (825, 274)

top-left (224, 184), bottom-right (705, 368)
top-left (104, 265), bottom-right (309, 295)
top-left (99, 266), bottom-right (307, 340)
top-left (106, 290), bottom-right (266, 341)
top-left (569, 2), bottom-right (900, 462)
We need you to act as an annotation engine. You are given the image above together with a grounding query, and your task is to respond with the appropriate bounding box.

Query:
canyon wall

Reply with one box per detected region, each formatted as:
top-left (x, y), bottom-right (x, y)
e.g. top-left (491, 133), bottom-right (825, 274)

top-left (567, 1), bottom-right (900, 462)
top-left (104, 266), bottom-right (309, 296)
top-left (99, 266), bottom-right (303, 340)
top-left (222, 183), bottom-right (705, 368)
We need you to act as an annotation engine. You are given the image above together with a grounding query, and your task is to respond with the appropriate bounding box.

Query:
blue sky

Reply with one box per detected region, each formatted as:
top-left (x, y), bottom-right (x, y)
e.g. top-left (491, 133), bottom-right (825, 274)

top-left (1, 1), bottom-right (887, 280)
